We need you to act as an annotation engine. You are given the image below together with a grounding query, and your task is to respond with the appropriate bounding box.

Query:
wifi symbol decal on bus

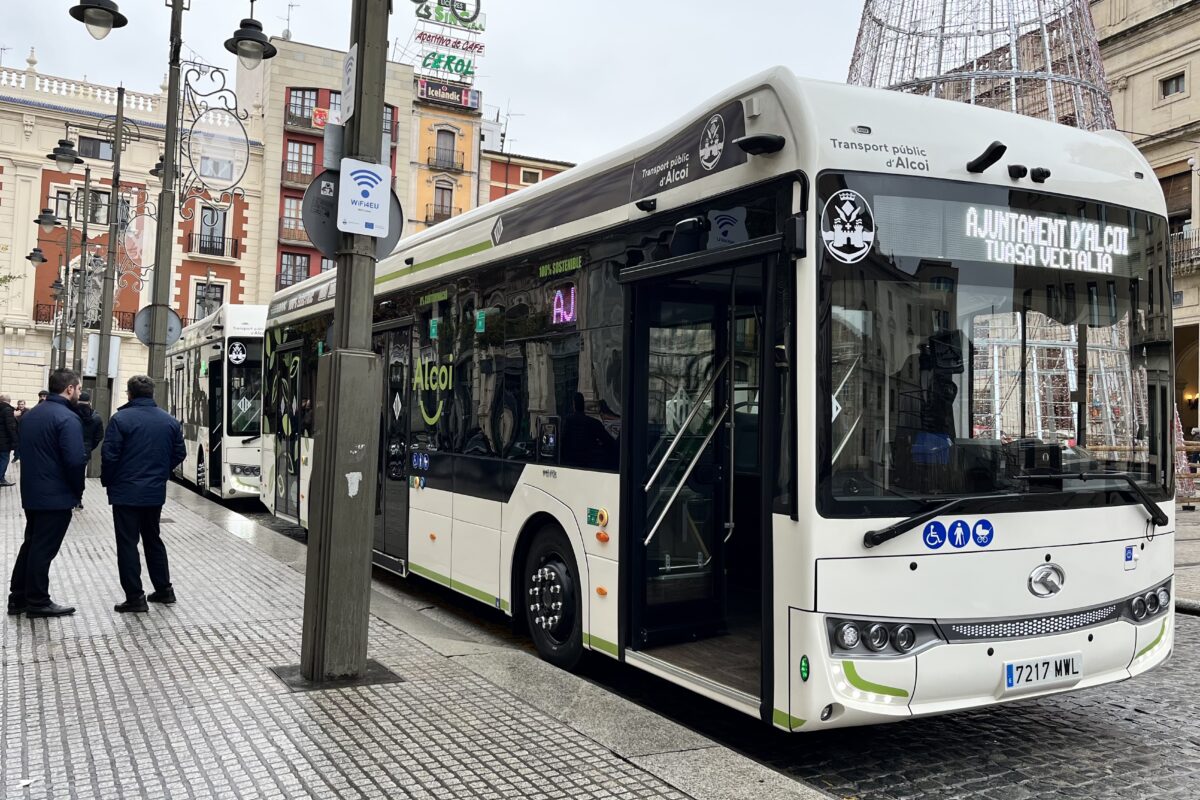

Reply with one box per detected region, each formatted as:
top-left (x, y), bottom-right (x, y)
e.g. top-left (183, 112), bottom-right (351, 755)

top-left (714, 214), bottom-right (739, 238)
top-left (350, 169), bottom-right (383, 198)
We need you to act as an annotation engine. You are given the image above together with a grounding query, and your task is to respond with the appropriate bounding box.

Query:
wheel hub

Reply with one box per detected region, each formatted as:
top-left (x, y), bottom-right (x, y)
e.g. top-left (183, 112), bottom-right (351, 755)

top-left (528, 562), bottom-right (567, 636)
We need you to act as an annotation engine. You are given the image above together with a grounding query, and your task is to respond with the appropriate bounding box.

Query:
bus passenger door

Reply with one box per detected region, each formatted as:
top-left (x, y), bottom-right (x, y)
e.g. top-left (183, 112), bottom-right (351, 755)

top-left (626, 258), bottom-right (769, 702)
top-left (274, 344), bottom-right (302, 521)
top-left (207, 355), bottom-right (224, 492)
top-left (372, 326), bottom-right (412, 572)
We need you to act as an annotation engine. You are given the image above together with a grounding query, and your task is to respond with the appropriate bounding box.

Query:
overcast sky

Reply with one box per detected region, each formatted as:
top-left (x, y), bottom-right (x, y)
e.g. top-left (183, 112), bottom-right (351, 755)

top-left (5, 1), bottom-right (865, 164)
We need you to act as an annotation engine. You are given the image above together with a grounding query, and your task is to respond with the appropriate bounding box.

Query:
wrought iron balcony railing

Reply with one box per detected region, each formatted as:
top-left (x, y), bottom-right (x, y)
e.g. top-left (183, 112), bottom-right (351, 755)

top-left (282, 159), bottom-right (315, 186)
top-left (427, 147), bottom-right (465, 171)
top-left (188, 233), bottom-right (240, 258)
top-left (280, 218), bottom-right (309, 242)
top-left (35, 304), bottom-right (135, 333)
top-left (425, 203), bottom-right (460, 225)
top-left (1172, 230), bottom-right (1200, 276)
top-left (285, 107), bottom-right (315, 129)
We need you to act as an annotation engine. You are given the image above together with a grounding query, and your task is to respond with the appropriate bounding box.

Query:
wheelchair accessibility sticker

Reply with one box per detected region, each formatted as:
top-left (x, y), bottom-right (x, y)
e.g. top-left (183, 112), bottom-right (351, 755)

top-left (924, 519), bottom-right (996, 549)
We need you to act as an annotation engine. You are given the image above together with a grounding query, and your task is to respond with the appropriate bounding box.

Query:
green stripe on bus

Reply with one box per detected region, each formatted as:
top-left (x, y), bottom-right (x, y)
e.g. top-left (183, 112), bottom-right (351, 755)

top-left (408, 562), bottom-right (499, 607)
top-left (375, 240), bottom-right (494, 286)
top-left (843, 660), bottom-right (910, 698)
top-left (772, 709), bottom-right (805, 730)
top-left (583, 633), bottom-right (618, 657)
top-left (1136, 619), bottom-right (1167, 659)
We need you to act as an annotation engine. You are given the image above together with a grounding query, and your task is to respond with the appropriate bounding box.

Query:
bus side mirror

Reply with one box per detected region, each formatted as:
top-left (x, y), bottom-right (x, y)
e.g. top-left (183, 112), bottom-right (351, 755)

top-left (785, 212), bottom-right (806, 258)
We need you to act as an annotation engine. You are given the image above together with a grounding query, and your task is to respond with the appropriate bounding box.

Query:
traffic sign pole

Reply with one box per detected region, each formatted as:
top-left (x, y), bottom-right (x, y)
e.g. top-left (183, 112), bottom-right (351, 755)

top-left (300, 0), bottom-right (391, 682)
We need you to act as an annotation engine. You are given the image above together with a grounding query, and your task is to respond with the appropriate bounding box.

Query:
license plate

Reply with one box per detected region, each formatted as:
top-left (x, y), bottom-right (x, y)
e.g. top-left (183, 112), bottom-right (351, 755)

top-left (1003, 652), bottom-right (1083, 693)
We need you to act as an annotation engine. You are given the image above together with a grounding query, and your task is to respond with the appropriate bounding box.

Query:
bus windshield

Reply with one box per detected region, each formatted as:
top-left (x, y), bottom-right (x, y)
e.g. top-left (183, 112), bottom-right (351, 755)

top-left (228, 341), bottom-right (263, 437)
top-left (818, 172), bottom-right (1173, 518)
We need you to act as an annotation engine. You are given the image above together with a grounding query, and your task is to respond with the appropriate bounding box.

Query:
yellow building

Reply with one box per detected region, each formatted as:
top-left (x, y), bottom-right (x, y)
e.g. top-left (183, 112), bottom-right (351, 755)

top-left (408, 78), bottom-right (483, 234)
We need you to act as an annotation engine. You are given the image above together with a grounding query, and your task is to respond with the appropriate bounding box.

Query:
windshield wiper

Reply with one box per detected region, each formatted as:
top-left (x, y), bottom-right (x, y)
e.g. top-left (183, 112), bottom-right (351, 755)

top-left (241, 434), bottom-right (262, 445)
top-left (863, 493), bottom-right (1025, 549)
top-left (1016, 471), bottom-right (1168, 527)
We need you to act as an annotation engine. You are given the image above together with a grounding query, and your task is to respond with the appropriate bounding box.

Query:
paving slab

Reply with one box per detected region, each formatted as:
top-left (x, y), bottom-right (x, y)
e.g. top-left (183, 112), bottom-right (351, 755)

top-left (0, 473), bottom-right (824, 800)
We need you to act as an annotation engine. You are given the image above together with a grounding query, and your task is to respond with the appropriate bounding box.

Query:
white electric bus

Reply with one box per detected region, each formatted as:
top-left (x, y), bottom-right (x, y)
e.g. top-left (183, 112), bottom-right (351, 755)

top-left (262, 68), bottom-right (1174, 730)
top-left (167, 304), bottom-right (267, 499)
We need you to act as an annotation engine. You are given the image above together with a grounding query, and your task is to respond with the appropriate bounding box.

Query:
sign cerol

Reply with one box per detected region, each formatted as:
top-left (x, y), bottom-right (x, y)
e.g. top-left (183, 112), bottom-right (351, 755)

top-left (338, 157), bottom-right (391, 238)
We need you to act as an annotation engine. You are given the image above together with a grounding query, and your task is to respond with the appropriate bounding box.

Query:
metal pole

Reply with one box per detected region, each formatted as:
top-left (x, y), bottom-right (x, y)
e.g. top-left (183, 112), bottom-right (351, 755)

top-left (147, 0), bottom-right (185, 403)
top-left (61, 215), bottom-right (75, 372)
top-left (92, 85), bottom-right (125, 477)
top-left (300, 0), bottom-right (388, 681)
top-left (73, 166), bottom-right (92, 375)
top-left (56, 254), bottom-right (66, 371)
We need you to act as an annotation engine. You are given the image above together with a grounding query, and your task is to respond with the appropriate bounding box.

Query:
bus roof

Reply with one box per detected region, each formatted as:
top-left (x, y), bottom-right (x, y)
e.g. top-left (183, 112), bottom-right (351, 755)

top-left (168, 304), bottom-right (268, 354)
top-left (269, 67), bottom-right (1163, 324)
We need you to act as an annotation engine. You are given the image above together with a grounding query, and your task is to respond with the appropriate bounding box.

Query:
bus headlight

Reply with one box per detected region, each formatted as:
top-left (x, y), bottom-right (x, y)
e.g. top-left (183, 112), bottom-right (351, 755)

top-left (1156, 587), bottom-right (1170, 609)
top-left (836, 623), bottom-right (860, 650)
top-left (1130, 596), bottom-right (1147, 620)
top-left (1144, 591), bottom-right (1160, 615)
top-left (893, 625), bottom-right (917, 653)
top-left (828, 617), bottom-right (942, 657)
top-left (864, 623), bottom-right (889, 652)
top-left (231, 464), bottom-right (261, 477)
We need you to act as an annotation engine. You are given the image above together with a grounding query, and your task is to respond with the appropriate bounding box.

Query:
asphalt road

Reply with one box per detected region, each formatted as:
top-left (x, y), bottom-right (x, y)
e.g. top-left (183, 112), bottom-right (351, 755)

top-left (235, 496), bottom-right (1200, 800)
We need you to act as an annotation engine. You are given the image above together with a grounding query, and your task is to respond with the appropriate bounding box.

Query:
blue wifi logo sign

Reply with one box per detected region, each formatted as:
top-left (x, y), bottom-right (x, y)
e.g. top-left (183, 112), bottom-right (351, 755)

top-left (337, 157), bottom-right (391, 238)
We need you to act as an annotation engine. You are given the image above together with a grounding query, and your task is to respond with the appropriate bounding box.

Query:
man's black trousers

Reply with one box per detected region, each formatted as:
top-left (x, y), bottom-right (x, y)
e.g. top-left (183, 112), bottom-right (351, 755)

top-left (8, 509), bottom-right (73, 608)
top-left (112, 505), bottom-right (171, 601)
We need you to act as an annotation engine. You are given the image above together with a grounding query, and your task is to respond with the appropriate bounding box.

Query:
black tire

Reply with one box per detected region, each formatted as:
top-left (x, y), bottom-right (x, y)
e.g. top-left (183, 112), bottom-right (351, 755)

top-left (522, 524), bottom-right (583, 670)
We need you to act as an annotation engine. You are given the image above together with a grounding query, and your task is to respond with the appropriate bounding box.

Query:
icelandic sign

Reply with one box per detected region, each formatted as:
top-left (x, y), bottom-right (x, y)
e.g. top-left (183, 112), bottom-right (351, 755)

top-left (337, 158), bottom-right (391, 237)
top-left (417, 78), bottom-right (481, 109)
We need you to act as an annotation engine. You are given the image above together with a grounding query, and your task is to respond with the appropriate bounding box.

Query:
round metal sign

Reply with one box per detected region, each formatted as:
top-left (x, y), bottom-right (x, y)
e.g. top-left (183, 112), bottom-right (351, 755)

top-left (302, 168), bottom-right (404, 261)
top-left (134, 306), bottom-right (183, 348)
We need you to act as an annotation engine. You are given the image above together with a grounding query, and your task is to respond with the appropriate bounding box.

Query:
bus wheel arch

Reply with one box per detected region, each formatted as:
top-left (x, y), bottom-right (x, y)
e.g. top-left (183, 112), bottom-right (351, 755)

top-left (517, 517), bottom-right (584, 670)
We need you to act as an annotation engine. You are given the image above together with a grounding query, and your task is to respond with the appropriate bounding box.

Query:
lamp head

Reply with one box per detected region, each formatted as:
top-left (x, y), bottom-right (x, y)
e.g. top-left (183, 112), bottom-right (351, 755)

top-left (68, 0), bottom-right (128, 40)
top-left (47, 139), bottom-right (83, 174)
top-left (35, 208), bottom-right (61, 234)
top-left (226, 17), bottom-right (276, 71)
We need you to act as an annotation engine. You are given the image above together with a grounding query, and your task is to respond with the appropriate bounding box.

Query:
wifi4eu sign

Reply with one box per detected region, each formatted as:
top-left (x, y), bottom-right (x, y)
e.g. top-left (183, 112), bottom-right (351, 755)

top-left (337, 157), bottom-right (391, 237)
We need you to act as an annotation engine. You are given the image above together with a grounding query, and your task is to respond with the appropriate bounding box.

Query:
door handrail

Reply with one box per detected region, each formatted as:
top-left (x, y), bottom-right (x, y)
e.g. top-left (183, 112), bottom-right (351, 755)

top-left (644, 405), bottom-right (729, 547)
top-left (645, 355), bottom-right (729, 494)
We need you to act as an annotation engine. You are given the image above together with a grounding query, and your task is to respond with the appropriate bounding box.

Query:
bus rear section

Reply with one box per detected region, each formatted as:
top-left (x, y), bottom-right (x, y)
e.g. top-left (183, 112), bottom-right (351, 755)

top-left (777, 170), bottom-right (1174, 730)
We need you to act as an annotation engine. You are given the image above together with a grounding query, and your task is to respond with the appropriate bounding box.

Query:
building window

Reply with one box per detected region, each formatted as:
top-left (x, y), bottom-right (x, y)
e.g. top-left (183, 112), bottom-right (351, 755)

top-left (435, 183), bottom-right (453, 213)
top-left (58, 189), bottom-right (109, 225)
top-left (285, 141), bottom-right (315, 179)
top-left (328, 91), bottom-right (342, 116)
top-left (279, 253), bottom-right (310, 287)
top-left (1174, 290), bottom-right (1184, 307)
top-left (321, 257), bottom-right (336, 272)
top-left (1162, 73), bottom-right (1186, 98)
top-left (383, 104), bottom-right (395, 140)
top-left (193, 283), bottom-right (224, 320)
top-left (520, 168), bottom-right (541, 185)
top-left (197, 207), bottom-right (227, 255)
top-left (200, 156), bottom-right (234, 182)
top-left (54, 189), bottom-right (71, 220)
top-left (282, 196), bottom-right (304, 240)
top-left (287, 88), bottom-right (317, 125)
top-left (78, 135), bottom-right (113, 161)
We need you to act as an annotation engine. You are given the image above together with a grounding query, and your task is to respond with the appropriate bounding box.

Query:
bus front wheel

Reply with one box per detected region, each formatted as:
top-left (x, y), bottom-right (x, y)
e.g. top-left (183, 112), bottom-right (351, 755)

top-left (523, 525), bottom-right (583, 670)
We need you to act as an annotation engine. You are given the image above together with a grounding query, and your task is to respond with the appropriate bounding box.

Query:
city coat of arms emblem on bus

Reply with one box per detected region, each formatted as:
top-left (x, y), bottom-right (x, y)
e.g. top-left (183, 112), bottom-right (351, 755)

top-left (699, 114), bottom-right (726, 171)
top-left (821, 190), bottom-right (876, 264)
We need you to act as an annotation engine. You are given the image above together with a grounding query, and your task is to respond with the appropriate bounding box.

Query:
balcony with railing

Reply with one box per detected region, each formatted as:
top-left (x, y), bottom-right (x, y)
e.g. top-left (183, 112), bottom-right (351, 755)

top-left (425, 203), bottom-right (461, 225)
top-left (35, 305), bottom-right (135, 333)
top-left (282, 159), bottom-right (315, 187)
top-left (280, 218), bottom-right (309, 243)
top-left (285, 106), bottom-right (316, 130)
top-left (1172, 230), bottom-right (1200, 276)
top-left (427, 147), bottom-right (465, 172)
top-left (188, 233), bottom-right (240, 259)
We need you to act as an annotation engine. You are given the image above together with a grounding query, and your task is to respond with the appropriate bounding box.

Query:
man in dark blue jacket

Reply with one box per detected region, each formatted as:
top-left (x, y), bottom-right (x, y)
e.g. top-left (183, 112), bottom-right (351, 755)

top-left (101, 374), bottom-right (187, 613)
top-left (7, 369), bottom-right (88, 617)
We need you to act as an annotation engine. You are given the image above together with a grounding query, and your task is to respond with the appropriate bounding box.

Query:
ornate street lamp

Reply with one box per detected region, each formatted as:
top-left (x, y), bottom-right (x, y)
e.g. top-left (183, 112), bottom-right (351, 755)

top-left (68, 0), bottom-right (129, 41)
top-left (34, 208), bottom-right (60, 234)
top-left (149, 155), bottom-right (164, 180)
top-left (225, 2), bottom-right (277, 71)
top-left (46, 137), bottom-right (83, 175)
top-left (26, 247), bottom-right (48, 265)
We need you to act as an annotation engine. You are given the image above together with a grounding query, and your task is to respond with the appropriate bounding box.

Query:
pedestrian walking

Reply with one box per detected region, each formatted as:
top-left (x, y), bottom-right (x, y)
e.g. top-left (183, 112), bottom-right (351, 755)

top-left (12, 399), bottom-right (27, 463)
top-left (36, 390), bottom-right (48, 404)
top-left (101, 375), bottom-right (186, 613)
top-left (0, 394), bottom-right (18, 487)
top-left (74, 391), bottom-right (105, 510)
top-left (6, 369), bottom-right (88, 618)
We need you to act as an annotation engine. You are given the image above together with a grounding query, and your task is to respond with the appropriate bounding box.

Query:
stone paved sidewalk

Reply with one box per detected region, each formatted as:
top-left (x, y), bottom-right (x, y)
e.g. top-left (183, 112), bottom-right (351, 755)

top-left (1174, 508), bottom-right (1200, 614)
top-left (1, 473), bottom-right (821, 800)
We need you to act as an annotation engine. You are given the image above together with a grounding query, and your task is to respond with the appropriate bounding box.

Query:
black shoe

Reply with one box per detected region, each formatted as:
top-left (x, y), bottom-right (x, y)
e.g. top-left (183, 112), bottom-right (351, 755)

top-left (7, 603), bottom-right (25, 615)
top-left (0, 481), bottom-right (15, 487)
top-left (114, 596), bottom-right (148, 613)
top-left (147, 588), bottom-right (176, 604)
top-left (25, 602), bottom-right (76, 617)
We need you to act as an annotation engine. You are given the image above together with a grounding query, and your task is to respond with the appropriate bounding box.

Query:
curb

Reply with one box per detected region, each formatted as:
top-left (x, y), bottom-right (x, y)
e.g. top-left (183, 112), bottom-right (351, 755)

top-left (1175, 597), bottom-right (1200, 616)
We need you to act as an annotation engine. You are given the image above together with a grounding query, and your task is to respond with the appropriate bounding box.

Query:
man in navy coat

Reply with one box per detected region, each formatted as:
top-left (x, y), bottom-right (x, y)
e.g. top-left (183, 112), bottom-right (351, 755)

top-left (7, 369), bottom-right (88, 617)
top-left (101, 374), bottom-right (186, 613)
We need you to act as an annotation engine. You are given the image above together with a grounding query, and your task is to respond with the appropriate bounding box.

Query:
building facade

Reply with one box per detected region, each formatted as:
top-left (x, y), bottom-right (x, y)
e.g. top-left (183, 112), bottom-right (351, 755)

top-left (478, 149), bottom-right (573, 205)
top-left (236, 38), bottom-right (413, 291)
top-left (0, 51), bottom-right (265, 402)
top-left (409, 77), bottom-right (482, 234)
top-left (1092, 0), bottom-right (1200, 429)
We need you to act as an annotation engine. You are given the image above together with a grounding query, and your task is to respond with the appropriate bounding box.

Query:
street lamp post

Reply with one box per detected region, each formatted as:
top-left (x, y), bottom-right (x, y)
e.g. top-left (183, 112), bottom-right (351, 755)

top-left (92, 85), bottom-right (125, 474)
top-left (72, 166), bottom-right (93, 375)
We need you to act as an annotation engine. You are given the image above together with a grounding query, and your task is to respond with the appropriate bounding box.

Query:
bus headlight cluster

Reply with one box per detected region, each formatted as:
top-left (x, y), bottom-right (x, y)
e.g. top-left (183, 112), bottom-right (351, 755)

top-left (828, 617), bottom-right (941, 657)
top-left (1126, 580), bottom-right (1171, 622)
top-left (231, 464), bottom-right (261, 478)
